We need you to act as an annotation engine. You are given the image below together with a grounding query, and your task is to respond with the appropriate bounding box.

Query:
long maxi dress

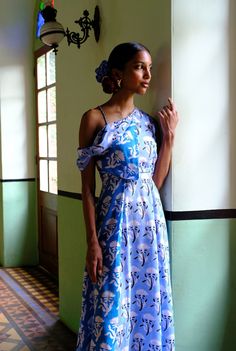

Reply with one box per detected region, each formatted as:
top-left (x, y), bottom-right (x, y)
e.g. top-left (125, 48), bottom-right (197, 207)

top-left (76, 107), bottom-right (175, 351)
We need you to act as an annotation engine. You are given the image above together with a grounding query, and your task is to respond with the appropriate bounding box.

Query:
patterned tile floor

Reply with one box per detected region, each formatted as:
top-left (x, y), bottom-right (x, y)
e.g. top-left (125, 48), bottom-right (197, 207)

top-left (0, 267), bottom-right (77, 351)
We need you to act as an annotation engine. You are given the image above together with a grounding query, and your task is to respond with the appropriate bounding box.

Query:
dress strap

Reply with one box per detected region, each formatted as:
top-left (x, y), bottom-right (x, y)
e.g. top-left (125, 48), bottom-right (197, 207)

top-left (98, 106), bottom-right (108, 125)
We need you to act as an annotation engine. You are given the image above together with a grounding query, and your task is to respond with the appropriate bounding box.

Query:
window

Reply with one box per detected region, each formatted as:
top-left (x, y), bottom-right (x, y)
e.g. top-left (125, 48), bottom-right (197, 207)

top-left (36, 11), bottom-right (44, 38)
top-left (36, 1), bottom-right (55, 38)
top-left (36, 50), bottom-right (57, 194)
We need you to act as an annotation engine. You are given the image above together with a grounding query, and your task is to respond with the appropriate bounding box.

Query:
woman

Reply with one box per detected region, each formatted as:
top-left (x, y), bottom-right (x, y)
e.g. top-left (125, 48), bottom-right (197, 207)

top-left (76, 42), bottom-right (178, 351)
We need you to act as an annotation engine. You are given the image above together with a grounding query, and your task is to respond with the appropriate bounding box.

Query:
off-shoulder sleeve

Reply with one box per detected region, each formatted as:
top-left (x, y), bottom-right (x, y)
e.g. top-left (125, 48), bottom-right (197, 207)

top-left (77, 144), bottom-right (106, 171)
top-left (76, 126), bottom-right (111, 171)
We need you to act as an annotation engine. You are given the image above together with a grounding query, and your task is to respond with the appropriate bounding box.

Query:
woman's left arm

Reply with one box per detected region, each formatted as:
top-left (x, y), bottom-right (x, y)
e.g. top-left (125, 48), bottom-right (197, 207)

top-left (153, 98), bottom-right (179, 190)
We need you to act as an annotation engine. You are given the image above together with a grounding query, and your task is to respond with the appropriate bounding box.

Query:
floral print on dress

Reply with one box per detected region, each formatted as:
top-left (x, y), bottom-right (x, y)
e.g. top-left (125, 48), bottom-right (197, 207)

top-left (76, 109), bottom-right (175, 350)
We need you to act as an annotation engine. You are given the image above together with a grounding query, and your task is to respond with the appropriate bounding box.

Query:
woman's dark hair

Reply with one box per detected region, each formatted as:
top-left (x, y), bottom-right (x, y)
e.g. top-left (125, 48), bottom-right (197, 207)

top-left (102, 42), bottom-right (150, 94)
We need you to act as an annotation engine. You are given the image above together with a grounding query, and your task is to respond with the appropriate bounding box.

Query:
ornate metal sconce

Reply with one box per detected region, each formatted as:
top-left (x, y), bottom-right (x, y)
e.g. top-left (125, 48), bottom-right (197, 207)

top-left (40, 5), bottom-right (100, 54)
top-left (66, 7), bottom-right (100, 48)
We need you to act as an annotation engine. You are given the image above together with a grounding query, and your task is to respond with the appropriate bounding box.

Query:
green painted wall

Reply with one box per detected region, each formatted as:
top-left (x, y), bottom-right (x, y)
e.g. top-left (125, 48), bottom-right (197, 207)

top-left (58, 195), bottom-right (86, 332)
top-left (170, 219), bottom-right (236, 351)
top-left (59, 195), bottom-right (236, 349)
top-left (1, 181), bottom-right (38, 267)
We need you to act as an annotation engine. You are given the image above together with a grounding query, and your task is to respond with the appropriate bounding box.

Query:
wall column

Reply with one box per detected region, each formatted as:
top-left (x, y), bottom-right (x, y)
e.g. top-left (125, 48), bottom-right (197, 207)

top-left (168, 0), bottom-right (236, 349)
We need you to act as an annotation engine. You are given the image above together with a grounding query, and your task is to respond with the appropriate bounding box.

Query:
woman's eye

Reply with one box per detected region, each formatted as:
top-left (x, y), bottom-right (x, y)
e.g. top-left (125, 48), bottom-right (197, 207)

top-left (135, 65), bottom-right (152, 71)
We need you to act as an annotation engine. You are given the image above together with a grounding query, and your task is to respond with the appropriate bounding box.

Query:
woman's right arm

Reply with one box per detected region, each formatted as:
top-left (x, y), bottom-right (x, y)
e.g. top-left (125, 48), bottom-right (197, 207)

top-left (79, 110), bottom-right (103, 283)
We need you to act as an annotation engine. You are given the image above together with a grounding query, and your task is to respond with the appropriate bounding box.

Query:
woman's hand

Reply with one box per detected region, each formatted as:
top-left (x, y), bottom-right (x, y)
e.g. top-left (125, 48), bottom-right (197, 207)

top-left (158, 98), bottom-right (179, 142)
top-left (86, 239), bottom-right (103, 283)
top-left (153, 98), bottom-right (179, 189)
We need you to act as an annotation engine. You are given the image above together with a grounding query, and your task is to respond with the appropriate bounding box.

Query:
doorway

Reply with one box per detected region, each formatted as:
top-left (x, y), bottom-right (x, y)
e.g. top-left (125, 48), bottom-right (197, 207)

top-left (35, 46), bottom-right (58, 277)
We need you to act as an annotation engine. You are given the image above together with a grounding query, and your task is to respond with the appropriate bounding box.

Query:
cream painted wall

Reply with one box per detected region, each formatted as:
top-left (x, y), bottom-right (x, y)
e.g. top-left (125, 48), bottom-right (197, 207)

top-left (0, 0), bottom-right (36, 179)
top-left (172, 0), bottom-right (236, 211)
top-left (55, 0), bottom-right (171, 194)
top-left (0, 0), bottom-right (38, 268)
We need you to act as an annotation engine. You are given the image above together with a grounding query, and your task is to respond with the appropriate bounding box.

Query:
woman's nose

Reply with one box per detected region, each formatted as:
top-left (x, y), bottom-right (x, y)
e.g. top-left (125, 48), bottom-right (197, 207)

top-left (144, 68), bottom-right (151, 79)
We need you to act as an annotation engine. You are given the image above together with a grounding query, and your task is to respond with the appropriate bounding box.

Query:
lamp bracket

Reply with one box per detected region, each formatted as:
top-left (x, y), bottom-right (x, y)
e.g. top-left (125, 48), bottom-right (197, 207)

top-left (66, 6), bottom-right (100, 48)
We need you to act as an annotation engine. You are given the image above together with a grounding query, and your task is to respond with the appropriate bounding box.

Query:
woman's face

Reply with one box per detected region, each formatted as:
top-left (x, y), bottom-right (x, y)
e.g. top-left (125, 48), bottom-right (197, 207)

top-left (120, 50), bottom-right (152, 95)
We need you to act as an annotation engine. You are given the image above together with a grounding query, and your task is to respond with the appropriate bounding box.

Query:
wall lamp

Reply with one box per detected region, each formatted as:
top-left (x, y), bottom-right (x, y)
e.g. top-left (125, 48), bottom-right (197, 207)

top-left (39, 5), bottom-right (100, 54)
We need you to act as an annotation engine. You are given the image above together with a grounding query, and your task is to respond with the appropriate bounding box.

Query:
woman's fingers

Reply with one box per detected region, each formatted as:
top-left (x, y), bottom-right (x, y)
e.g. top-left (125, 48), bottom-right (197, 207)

top-left (158, 110), bottom-right (165, 118)
top-left (168, 97), bottom-right (176, 112)
top-left (86, 245), bottom-right (103, 283)
top-left (157, 99), bottom-right (179, 136)
top-left (87, 259), bottom-right (97, 283)
top-left (159, 106), bottom-right (169, 117)
top-left (162, 100), bottom-right (178, 122)
top-left (97, 256), bottom-right (103, 276)
top-left (88, 260), bottom-right (103, 283)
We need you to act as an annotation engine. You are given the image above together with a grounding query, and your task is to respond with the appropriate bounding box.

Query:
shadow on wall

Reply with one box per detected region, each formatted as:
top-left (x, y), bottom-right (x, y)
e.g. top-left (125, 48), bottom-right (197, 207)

top-left (151, 44), bottom-right (171, 113)
top-left (151, 44), bottom-right (172, 211)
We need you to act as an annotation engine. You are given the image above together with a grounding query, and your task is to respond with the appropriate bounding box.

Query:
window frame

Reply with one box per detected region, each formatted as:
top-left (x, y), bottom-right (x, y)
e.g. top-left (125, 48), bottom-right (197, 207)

top-left (35, 46), bottom-right (58, 195)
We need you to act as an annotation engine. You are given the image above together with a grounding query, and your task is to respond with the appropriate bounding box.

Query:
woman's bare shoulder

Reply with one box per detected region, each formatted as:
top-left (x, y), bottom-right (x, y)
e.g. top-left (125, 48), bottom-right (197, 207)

top-left (79, 107), bottom-right (104, 147)
top-left (81, 107), bottom-right (99, 120)
top-left (81, 107), bottom-right (104, 129)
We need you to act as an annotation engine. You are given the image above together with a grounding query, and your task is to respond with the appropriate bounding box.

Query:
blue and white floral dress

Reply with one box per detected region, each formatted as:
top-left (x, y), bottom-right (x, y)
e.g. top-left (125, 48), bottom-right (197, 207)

top-left (76, 108), bottom-right (175, 351)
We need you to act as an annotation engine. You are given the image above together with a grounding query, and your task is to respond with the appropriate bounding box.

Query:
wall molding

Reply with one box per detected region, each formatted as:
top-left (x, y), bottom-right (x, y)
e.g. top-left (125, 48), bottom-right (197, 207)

top-left (58, 190), bottom-right (82, 200)
top-left (0, 178), bottom-right (36, 182)
top-left (58, 190), bottom-right (236, 220)
top-left (165, 209), bottom-right (236, 221)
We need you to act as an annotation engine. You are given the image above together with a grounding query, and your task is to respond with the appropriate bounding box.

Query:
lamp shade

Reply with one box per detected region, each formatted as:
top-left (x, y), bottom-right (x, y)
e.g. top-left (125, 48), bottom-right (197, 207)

top-left (40, 20), bottom-right (65, 47)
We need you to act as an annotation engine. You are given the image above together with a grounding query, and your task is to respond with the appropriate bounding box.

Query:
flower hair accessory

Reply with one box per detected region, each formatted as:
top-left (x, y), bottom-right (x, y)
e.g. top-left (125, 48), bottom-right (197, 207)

top-left (95, 60), bottom-right (110, 83)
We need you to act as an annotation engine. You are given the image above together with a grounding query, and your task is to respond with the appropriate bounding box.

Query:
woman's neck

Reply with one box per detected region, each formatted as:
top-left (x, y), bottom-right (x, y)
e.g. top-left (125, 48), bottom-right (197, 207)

top-left (105, 91), bottom-right (135, 118)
